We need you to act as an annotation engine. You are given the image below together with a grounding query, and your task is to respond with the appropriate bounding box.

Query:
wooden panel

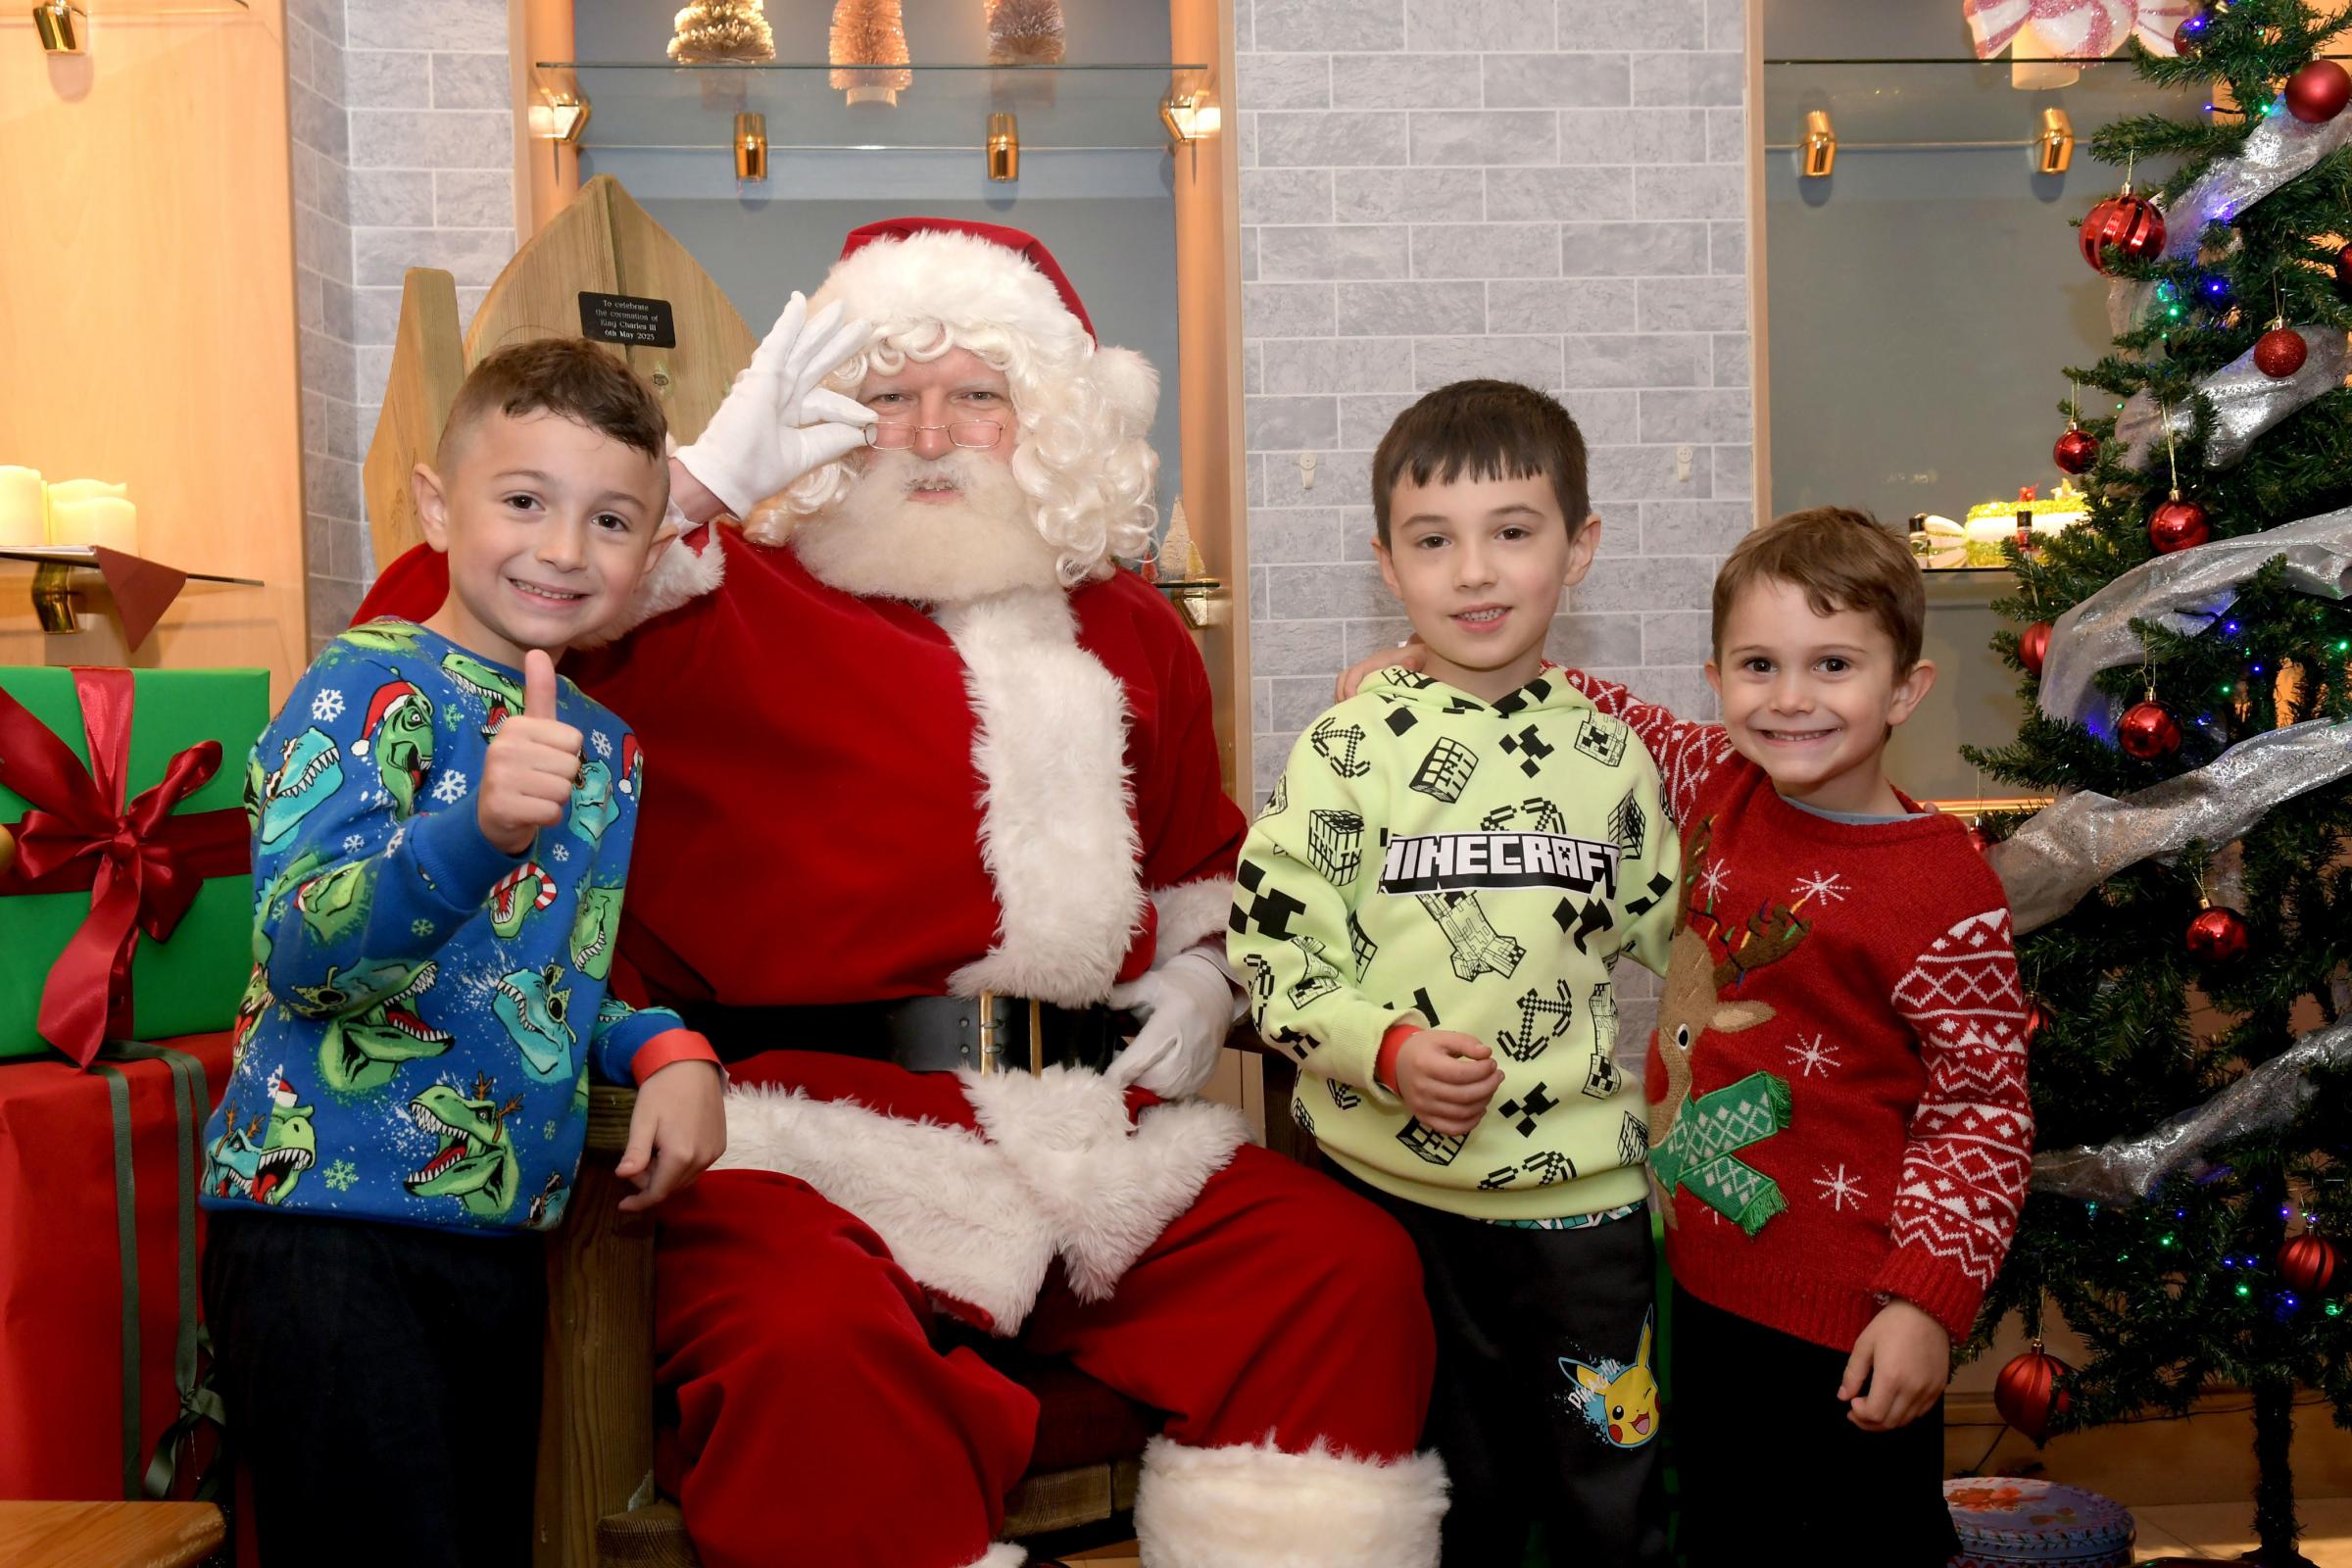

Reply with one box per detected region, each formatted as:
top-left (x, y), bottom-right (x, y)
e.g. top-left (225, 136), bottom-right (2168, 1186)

top-left (0, 1501), bottom-right (223, 1568)
top-left (1169, 0), bottom-right (1250, 806)
top-left (535, 1105), bottom-right (658, 1568)
top-left (362, 270), bottom-right (466, 570)
top-left (0, 1), bottom-right (307, 699)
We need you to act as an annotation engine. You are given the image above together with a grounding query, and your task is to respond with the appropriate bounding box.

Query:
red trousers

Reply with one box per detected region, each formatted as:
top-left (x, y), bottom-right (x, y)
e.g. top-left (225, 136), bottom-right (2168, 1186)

top-left (653, 1141), bottom-right (1436, 1567)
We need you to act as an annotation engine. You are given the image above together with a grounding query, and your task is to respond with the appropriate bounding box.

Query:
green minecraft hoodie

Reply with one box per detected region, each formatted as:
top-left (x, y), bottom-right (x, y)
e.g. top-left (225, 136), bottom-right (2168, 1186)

top-left (1230, 665), bottom-right (1679, 1220)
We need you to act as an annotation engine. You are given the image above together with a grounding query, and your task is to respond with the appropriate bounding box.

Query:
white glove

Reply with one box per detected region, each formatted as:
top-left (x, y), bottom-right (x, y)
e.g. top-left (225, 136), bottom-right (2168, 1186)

top-left (675, 292), bottom-right (878, 516)
top-left (1107, 951), bottom-right (1243, 1100)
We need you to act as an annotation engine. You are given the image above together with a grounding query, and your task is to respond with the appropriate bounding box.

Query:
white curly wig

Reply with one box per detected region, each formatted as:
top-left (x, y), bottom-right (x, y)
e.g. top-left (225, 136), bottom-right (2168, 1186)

top-left (746, 223), bottom-right (1161, 587)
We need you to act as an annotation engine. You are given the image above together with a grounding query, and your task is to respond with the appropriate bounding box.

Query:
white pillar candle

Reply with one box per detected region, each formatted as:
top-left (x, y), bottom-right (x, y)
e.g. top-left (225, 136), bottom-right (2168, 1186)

top-left (47, 482), bottom-right (137, 554)
top-left (0, 467), bottom-right (43, 548)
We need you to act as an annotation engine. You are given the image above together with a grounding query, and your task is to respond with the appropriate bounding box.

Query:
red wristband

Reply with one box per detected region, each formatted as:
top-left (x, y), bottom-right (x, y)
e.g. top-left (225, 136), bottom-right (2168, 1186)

top-left (1375, 1021), bottom-right (1420, 1094)
top-left (631, 1028), bottom-right (722, 1086)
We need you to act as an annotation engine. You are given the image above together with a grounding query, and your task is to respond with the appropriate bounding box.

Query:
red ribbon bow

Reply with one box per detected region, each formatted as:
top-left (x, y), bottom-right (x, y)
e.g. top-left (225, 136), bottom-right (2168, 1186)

top-left (0, 667), bottom-right (250, 1066)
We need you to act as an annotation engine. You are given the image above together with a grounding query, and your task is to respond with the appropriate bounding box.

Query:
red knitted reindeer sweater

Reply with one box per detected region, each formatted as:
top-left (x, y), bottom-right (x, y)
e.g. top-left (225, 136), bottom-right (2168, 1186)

top-left (1564, 671), bottom-right (2034, 1351)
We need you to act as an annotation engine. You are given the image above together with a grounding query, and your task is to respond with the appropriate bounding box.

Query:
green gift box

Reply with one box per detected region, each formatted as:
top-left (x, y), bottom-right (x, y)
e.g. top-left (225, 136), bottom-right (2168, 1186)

top-left (0, 666), bottom-right (268, 1066)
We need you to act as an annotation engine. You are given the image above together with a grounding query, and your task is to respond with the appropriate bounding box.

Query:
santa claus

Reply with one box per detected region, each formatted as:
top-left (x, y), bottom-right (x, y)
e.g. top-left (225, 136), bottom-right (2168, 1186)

top-left (357, 218), bottom-right (1444, 1568)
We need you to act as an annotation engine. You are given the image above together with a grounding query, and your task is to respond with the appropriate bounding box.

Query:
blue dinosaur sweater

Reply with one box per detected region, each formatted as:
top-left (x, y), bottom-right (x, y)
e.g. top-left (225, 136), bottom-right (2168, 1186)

top-left (198, 618), bottom-right (682, 1236)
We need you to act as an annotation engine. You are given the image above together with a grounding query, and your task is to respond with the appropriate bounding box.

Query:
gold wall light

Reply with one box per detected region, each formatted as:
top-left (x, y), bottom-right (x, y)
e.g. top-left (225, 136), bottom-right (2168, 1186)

top-left (1160, 88), bottom-right (1219, 152)
top-left (2038, 108), bottom-right (2075, 173)
top-left (33, 1), bottom-right (86, 52)
top-left (529, 93), bottom-right (591, 144)
top-left (735, 112), bottom-right (768, 181)
top-left (1801, 109), bottom-right (1837, 177)
top-left (987, 112), bottom-right (1019, 182)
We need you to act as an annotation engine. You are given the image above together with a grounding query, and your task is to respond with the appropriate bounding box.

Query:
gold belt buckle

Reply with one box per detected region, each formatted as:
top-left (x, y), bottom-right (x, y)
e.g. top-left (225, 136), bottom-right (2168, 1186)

top-left (974, 992), bottom-right (1047, 1076)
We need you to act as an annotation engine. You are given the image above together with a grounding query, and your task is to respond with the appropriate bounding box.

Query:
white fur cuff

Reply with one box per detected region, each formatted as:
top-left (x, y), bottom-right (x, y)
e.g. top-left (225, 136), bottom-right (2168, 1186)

top-left (1133, 1438), bottom-right (1448, 1568)
top-left (960, 1545), bottom-right (1025, 1568)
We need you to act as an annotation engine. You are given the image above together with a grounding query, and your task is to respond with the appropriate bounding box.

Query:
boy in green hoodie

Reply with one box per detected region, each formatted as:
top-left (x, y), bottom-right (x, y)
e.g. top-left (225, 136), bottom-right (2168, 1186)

top-left (1231, 381), bottom-right (1680, 1568)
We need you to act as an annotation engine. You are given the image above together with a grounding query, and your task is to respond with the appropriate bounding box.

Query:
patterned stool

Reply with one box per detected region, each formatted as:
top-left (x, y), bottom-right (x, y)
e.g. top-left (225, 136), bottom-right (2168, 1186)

top-left (1942, 1478), bottom-right (2135, 1568)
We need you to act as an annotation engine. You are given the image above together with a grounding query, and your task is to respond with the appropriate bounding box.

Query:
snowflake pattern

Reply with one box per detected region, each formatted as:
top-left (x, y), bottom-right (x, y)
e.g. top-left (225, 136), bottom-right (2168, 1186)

top-left (550, 843), bottom-right (569, 863)
top-left (412, 917), bottom-right (435, 937)
top-left (1814, 1162), bottom-right (1867, 1213)
top-left (429, 768), bottom-right (468, 805)
top-left (311, 688), bottom-right (346, 722)
top-left (323, 1158), bottom-right (358, 1192)
top-left (343, 834), bottom-right (367, 854)
top-left (1698, 858), bottom-right (1732, 902)
top-left (592, 731), bottom-right (612, 759)
top-left (543, 1119), bottom-right (559, 1142)
top-left (386, 825), bottom-right (407, 855)
top-left (1787, 1033), bottom-right (1841, 1078)
top-left (1790, 869), bottom-right (1850, 906)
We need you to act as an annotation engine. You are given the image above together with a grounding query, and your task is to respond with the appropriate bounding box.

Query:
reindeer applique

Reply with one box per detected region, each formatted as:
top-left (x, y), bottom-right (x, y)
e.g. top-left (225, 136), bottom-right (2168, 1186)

top-left (1646, 821), bottom-right (1810, 1235)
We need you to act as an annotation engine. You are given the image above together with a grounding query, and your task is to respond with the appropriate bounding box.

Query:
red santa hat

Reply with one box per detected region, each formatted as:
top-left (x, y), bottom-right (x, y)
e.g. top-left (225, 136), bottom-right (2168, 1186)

top-left (615, 733), bottom-right (644, 796)
top-left (350, 679), bottom-right (423, 759)
top-left (809, 217), bottom-right (1157, 429)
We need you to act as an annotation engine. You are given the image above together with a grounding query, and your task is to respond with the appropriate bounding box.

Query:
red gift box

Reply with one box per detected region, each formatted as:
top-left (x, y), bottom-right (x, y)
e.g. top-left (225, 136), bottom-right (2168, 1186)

top-left (0, 1030), bottom-right (233, 1501)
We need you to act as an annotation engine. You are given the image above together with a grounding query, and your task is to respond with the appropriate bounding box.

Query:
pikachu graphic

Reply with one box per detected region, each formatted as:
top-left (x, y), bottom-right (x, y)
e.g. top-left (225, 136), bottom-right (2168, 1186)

top-left (1560, 1307), bottom-right (1660, 1449)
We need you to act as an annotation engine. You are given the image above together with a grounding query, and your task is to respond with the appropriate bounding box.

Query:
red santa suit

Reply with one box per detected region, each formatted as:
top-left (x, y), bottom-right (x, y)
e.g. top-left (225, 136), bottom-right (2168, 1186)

top-left (356, 220), bottom-right (1443, 1568)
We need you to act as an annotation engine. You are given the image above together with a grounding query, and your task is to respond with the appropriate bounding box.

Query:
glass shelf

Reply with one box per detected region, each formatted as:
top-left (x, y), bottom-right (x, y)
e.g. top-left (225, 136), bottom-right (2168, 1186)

top-left (534, 61), bottom-right (1209, 154)
top-left (53, 0), bottom-right (250, 16)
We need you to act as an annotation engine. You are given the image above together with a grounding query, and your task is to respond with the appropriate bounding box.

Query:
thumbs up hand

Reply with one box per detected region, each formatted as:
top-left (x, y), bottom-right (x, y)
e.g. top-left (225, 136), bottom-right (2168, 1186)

top-left (478, 649), bottom-right (584, 856)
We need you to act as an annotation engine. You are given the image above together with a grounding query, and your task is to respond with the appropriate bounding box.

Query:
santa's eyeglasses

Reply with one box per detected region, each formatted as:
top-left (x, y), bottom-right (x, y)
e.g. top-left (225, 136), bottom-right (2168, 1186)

top-left (863, 420), bottom-right (1004, 451)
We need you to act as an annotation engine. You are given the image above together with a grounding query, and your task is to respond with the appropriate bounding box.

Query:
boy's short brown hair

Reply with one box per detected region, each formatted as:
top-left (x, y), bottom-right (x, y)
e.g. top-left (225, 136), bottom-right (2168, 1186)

top-left (438, 337), bottom-right (668, 470)
top-left (1712, 507), bottom-right (1926, 670)
top-left (1370, 380), bottom-right (1590, 546)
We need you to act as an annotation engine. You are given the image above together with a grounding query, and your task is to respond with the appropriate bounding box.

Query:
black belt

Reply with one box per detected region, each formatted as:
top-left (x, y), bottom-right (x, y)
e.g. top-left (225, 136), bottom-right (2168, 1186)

top-left (677, 995), bottom-right (1137, 1075)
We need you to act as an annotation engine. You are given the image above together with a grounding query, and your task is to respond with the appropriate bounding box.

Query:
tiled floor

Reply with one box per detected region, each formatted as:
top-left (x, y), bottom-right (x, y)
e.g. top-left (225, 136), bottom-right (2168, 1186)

top-left (1067, 1495), bottom-right (2352, 1566)
top-left (2132, 1496), bottom-right (2352, 1564)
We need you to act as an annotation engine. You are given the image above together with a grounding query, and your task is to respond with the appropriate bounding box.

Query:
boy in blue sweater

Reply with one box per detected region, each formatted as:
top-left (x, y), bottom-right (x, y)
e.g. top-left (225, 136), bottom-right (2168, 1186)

top-left (199, 339), bottom-right (727, 1566)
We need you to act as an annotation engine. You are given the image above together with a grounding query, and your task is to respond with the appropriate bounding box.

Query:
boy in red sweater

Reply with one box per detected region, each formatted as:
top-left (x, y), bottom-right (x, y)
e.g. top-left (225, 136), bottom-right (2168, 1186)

top-left (1348, 507), bottom-right (2034, 1561)
top-left (1571, 509), bottom-right (2032, 1563)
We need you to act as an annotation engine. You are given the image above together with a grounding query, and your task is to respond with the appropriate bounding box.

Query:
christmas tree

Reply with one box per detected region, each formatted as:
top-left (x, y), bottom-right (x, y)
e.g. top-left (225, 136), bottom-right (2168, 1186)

top-left (1965, 4), bottom-right (2352, 1561)
top-left (667, 0), bottom-right (775, 64)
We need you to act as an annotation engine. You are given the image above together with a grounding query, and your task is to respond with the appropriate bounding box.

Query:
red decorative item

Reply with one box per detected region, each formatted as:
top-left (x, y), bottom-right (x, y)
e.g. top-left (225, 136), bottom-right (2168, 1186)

top-left (2176, 6), bottom-right (2211, 54)
top-left (2020, 620), bottom-right (2054, 676)
top-left (2119, 701), bottom-right (2183, 760)
top-left (2185, 906), bottom-right (2250, 963)
top-left (2149, 496), bottom-right (2211, 554)
top-left (2255, 325), bottom-right (2309, 378)
top-left (1994, 1346), bottom-right (2073, 1444)
top-left (2082, 193), bottom-right (2167, 274)
top-left (2055, 425), bottom-right (2100, 474)
top-left (2286, 58), bottom-right (2352, 123)
top-left (2278, 1234), bottom-right (2339, 1295)
top-left (2336, 245), bottom-right (2352, 304)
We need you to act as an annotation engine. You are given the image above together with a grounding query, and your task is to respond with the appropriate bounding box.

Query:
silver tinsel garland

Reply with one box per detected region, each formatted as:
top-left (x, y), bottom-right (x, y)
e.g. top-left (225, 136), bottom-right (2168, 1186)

top-left (2162, 95), bottom-right (2352, 260)
top-left (2036, 506), bottom-right (2352, 729)
top-left (2029, 1018), bottom-right (2352, 1203)
top-left (2116, 324), bottom-right (2349, 471)
top-left (1985, 719), bottom-right (2352, 934)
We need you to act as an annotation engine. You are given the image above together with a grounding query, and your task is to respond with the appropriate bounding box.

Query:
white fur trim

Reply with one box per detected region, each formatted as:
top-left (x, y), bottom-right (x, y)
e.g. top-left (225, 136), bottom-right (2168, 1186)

top-left (582, 523), bottom-right (726, 646)
top-left (1152, 877), bottom-right (1239, 960)
top-left (714, 1086), bottom-right (1054, 1335)
top-left (959, 1066), bottom-right (1247, 1303)
top-left (1091, 345), bottom-right (1158, 426)
top-left (812, 229), bottom-right (1092, 370)
top-left (1134, 1439), bottom-right (1447, 1568)
top-left (942, 589), bottom-right (1147, 1007)
top-left (959, 1546), bottom-right (1025, 1568)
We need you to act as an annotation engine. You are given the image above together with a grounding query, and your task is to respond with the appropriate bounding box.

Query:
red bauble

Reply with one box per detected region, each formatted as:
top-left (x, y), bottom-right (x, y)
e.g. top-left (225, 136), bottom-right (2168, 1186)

top-left (2255, 326), bottom-right (2309, 378)
top-left (2081, 193), bottom-right (2167, 274)
top-left (2119, 701), bottom-right (2183, 760)
top-left (2020, 620), bottom-right (2053, 676)
top-left (2336, 245), bottom-right (2352, 304)
top-left (2149, 497), bottom-right (2211, 554)
top-left (2286, 59), bottom-right (2352, 123)
top-left (2055, 425), bottom-right (2100, 474)
top-left (2176, 7), bottom-right (2210, 53)
top-left (1994, 1348), bottom-right (2073, 1444)
top-left (2185, 906), bottom-right (2250, 963)
top-left (2279, 1234), bottom-right (2340, 1295)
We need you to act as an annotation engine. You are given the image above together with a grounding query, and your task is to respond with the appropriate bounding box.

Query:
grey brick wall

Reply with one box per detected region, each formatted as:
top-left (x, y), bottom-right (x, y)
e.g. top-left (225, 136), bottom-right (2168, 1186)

top-left (1237, 0), bottom-right (1756, 1044)
top-left (284, 0), bottom-right (517, 646)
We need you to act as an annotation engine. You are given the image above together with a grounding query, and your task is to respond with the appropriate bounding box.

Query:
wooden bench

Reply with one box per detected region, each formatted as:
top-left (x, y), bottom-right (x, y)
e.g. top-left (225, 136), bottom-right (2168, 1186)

top-left (0, 1501), bottom-right (224, 1568)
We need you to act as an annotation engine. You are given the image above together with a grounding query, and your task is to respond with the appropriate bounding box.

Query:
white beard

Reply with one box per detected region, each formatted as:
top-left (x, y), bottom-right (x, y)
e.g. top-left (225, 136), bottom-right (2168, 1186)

top-left (791, 449), bottom-right (1063, 604)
